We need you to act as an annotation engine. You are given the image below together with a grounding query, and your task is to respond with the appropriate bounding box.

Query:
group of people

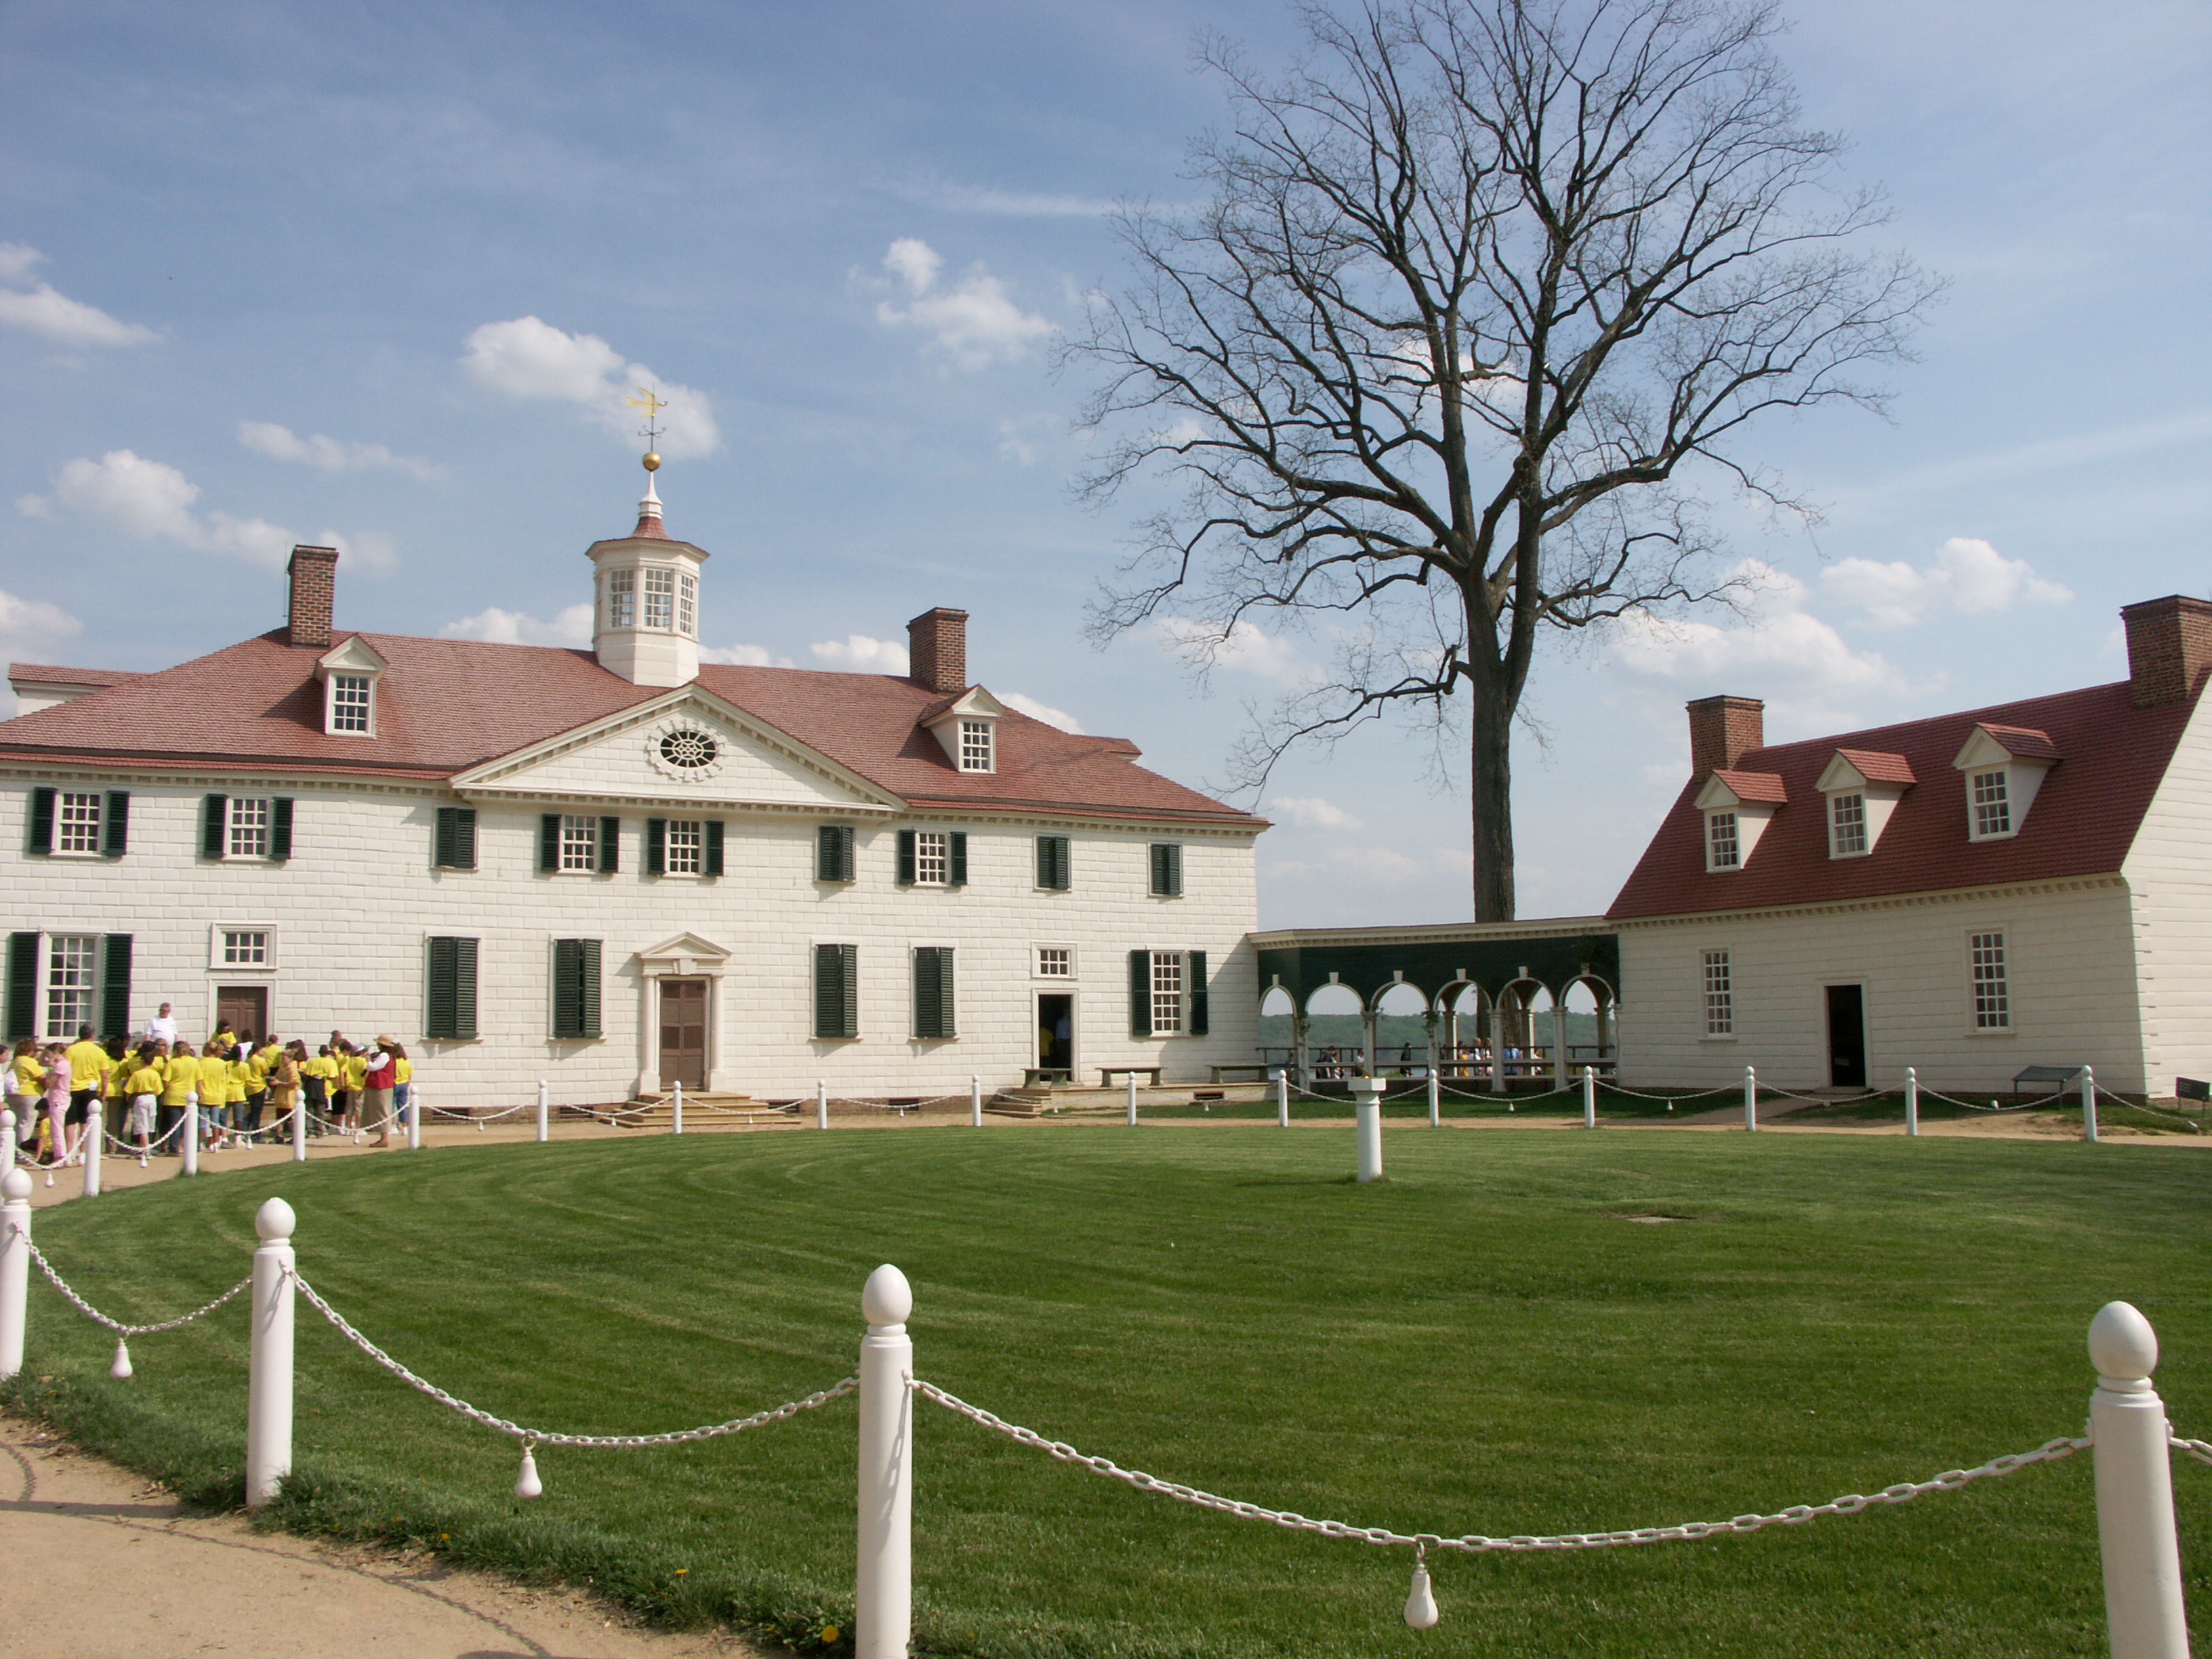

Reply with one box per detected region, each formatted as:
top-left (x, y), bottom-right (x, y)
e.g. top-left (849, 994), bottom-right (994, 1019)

top-left (3, 1002), bottom-right (415, 1168)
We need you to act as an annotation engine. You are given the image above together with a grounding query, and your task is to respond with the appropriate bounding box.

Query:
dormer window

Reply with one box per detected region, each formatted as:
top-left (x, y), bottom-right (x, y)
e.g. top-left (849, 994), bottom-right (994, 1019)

top-left (314, 636), bottom-right (387, 738)
top-left (1694, 769), bottom-right (1784, 872)
top-left (329, 674), bottom-right (371, 733)
top-left (1814, 750), bottom-right (1912, 860)
top-left (1952, 725), bottom-right (2055, 843)
top-left (959, 720), bottom-right (994, 773)
top-left (1707, 811), bottom-right (1740, 869)
top-left (1971, 770), bottom-right (2010, 837)
top-left (1830, 792), bottom-right (1866, 856)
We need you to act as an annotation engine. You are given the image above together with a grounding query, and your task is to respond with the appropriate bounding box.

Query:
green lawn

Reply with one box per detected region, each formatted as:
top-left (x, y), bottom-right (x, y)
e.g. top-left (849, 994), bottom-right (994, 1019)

top-left (9, 1128), bottom-right (2212, 1657)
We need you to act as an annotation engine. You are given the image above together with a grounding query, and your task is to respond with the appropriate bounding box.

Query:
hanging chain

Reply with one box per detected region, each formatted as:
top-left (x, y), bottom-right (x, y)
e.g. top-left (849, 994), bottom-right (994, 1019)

top-left (15, 1228), bottom-right (249, 1334)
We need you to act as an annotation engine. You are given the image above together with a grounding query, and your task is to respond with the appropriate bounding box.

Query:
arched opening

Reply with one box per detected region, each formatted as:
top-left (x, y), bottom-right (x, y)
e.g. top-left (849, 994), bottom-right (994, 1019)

top-left (1371, 979), bottom-right (1429, 1076)
top-left (1496, 977), bottom-right (1548, 1086)
top-left (1435, 982), bottom-right (1489, 1080)
top-left (1562, 975), bottom-right (1618, 1071)
top-left (1257, 983), bottom-right (1300, 1076)
top-left (1303, 981), bottom-right (1365, 1080)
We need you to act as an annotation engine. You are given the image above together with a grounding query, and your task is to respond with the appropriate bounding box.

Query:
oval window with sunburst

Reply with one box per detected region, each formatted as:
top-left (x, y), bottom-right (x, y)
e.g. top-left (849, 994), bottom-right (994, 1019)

top-left (658, 729), bottom-right (718, 770)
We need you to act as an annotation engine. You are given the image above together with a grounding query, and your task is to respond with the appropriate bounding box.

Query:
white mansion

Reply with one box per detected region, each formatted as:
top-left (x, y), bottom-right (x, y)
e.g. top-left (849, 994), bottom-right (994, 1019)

top-left (2, 466), bottom-right (1266, 1107)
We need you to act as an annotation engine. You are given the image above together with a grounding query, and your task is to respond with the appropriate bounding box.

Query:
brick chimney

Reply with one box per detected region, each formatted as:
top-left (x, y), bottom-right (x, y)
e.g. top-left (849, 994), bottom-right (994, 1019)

top-left (1686, 695), bottom-right (1765, 777)
top-left (906, 607), bottom-right (968, 695)
top-left (2120, 595), bottom-right (2212, 708)
top-left (286, 545), bottom-right (340, 649)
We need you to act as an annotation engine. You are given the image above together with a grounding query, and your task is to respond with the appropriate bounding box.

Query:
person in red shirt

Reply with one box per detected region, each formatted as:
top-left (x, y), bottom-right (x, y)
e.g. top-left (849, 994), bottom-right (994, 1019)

top-left (363, 1036), bottom-right (398, 1148)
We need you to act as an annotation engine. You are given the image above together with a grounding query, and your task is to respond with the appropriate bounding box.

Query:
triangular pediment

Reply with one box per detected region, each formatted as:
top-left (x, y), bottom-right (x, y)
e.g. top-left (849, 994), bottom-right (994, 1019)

top-left (451, 685), bottom-right (903, 813)
top-left (319, 636), bottom-right (389, 675)
top-left (638, 931), bottom-right (731, 966)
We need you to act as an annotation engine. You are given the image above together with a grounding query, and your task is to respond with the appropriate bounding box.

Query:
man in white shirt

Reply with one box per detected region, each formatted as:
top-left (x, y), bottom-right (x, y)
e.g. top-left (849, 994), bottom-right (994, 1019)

top-left (146, 1003), bottom-right (178, 1046)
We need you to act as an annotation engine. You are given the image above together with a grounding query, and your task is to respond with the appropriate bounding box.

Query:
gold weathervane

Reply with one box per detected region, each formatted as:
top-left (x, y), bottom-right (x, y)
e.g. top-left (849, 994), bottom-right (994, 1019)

top-left (626, 386), bottom-right (666, 472)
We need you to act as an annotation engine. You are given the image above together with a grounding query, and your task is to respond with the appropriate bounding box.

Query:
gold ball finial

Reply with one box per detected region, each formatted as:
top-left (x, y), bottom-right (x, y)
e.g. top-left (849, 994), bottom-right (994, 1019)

top-left (642, 451), bottom-right (661, 472)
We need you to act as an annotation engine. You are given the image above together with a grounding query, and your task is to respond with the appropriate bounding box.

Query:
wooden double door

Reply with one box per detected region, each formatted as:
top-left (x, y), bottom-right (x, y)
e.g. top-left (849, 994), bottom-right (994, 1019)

top-left (658, 977), bottom-right (710, 1090)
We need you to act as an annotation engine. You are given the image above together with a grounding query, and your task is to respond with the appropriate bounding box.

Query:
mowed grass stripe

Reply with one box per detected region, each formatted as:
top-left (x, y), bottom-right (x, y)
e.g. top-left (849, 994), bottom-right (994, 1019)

top-left (6, 1129), bottom-right (2209, 1657)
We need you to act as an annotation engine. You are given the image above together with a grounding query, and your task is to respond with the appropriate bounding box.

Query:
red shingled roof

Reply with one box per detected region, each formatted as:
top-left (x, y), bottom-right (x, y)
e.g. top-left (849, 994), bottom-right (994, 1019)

top-left (8, 663), bottom-right (148, 691)
top-left (0, 630), bottom-right (1256, 827)
top-left (1832, 747), bottom-right (1916, 785)
top-left (1973, 724), bottom-right (2060, 761)
top-left (1607, 681), bottom-right (2193, 920)
top-left (1706, 769), bottom-right (1788, 804)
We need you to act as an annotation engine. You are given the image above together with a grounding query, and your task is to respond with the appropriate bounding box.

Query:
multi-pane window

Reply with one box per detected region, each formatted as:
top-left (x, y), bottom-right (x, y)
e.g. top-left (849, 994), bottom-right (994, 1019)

top-left (1971, 932), bottom-right (2011, 1029)
top-left (607, 569), bottom-right (636, 629)
top-left (1702, 949), bottom-right (1733, 1036)
top-left (1150, 951), bottom-right (1185, 1036)
top-left (1972, 771), bottom-right (2011, 838)
top-left (914, 830), bottom-right (949, 885)
top-left (678, 574), bottom-right (697, 637)
top-left (560, 815), bottom-right (600, 872)
top-left (1830, 793), bottom-right (1867, 857)
top-left (644, 568), bottom-right (676, 630)
top-left (56, 792), bottom-right (101, 853)
top-left (1706, 811), bottom-right (1740, 870)
top-left (664, 819), bottom-right (703, 875)
top-left (1038, 947), bottom-right (1071, 978)
top-left (329, 674), bottom-right (372, 733)
top-left (45, 935), bottom-right (97, 1039)
top-left (228, 798), bottom-right (272, 859)
top-left (959, 720), bottom-right (993, 772)
top-left (223, 930), bottom-right (270, 966)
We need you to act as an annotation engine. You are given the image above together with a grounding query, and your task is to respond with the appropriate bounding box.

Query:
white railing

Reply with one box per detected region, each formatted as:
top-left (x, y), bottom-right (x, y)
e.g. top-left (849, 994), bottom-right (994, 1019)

top-left (0, 1172), bottom-right (2200, 1656)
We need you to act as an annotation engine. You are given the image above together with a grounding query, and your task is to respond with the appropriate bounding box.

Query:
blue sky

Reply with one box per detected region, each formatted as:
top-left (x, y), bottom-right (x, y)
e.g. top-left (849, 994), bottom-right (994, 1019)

top-left (3, 0), bottom-right (2207, 928)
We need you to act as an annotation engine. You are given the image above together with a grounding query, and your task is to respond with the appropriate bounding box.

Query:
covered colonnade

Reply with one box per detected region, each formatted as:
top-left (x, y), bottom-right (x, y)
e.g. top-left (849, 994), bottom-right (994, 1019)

top-left (1249, 918), bottom-right (1622, 1090)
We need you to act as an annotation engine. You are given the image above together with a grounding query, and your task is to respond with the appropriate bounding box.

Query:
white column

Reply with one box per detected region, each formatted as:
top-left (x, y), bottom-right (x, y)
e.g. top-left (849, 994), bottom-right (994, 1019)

top-left (817, 1080), bottom-right (830, 1130)
top-left (1904, 1067), bottom-right (1919, 1138)
top-left (182, 1093), bottom-right (199, 1175)
top-left (536, 1080), bottom-right (550, 1143)
top-left (1583, 1066), bottom-right (1597, 1130)
top-left (1742, 1066), bottom-right (1758, 1132)
top-left (292, 1087), bottom-right (308, 1162)
top-left (1552, 1005), bottom-right (1569, 1089)
top-left (2087, 1302), bottom-right (2189, 1659)
top-left (857, 1265), bottom-right (914, 1659)
top-left (672, 1080), bottom-right (684, 1137)
top-left (407, 1086), bottom-right (422, 1151)
top-left (1350, 1078), bottom-right (1385, 1183)
top-left (1126, 1072), bottom-right (1138, 1127)
top-left (246, 1197), bottom-right (295, 1508)
top-left (1427, 1068), bottom-right (1440, 1128)
top-left (1488, 1006), bottom-right (1504, 1094)
top-left (1276, 1070), bottom-right (1290, 1128)
top-left (970, 1075), bottom-right (981, 1129)
top-left (83, 1104), bottom-right (101, 1197)
top-left (0, 1168), bottom-right (30, 1380)
top-left (2083, 1065), bottom-right (2100, 1143)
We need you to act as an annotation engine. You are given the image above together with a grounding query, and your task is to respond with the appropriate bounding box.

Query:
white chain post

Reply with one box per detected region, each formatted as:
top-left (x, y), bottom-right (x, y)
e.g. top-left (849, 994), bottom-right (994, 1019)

top-left (1743, 1066), bottom-right (1757, 1133)
top-left (181, 1092), bottom-right (199, 1175)
top-left (0, 1168), bottom-right (30, 1379)
top-left (817, 1080), bottom-right (829, 1130)
top-left (1350, 1078), bottom-right (1385, 1182)
top-left (1583, 1066), bottom-right (1597, 1130)
top-left (83, 1101), bottom-right (101, 1197)
top-left (1428, 1067), bottom-right (1440, 1128)
top-left (407, 1086), bottom-right (422, 1151)
top-left (1, 1108), bottom-right (13, 1169)
top-left (970, 1075), bottom-right (982, 1128)
top-left (292, 1084), bottom-right (308, 1162)
top-left (246, 1197), bottom-right (296, 1508)
top-left (857, 1265), bottom-right (914, 1659)
top-left (536, 1079), bottom-right (550, 1143)
top-left (2083, 1065), bottom-right (2100, 1143)
top-left (1905, 1067), bottom-right (1919, 1138)
top-left (2087, 1302), bottom-right (2188, 1658)
top-left (672, 1080), bottom-right (684, 1137)
top-left (1126, 1072), bottom-right (1137, 1127)
top-left (1276, 1071), bottom-right (1289, 1128)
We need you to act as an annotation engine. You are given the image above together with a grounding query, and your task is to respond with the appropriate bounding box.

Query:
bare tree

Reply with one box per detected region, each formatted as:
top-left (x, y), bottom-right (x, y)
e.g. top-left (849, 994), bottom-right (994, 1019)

top-left (1071, 0), bottom-right (1939, 920)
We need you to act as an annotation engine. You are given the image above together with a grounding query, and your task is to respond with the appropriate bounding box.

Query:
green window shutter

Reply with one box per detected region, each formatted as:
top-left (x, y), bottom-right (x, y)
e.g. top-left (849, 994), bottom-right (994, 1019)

top-left (454, 808), bottom-right (476, 870)
top-left (818, 824), bottom-right (854, 882)
top-left (646, 817), bottom-right (666, 876)
top-left (579, 938), bottom-right (601, 1038)
top-left (837, 825), bottom-right (855, 880)
top-left (815, 943), bottom-right (858, 1040)
top-left (1151, 842), bottom-right (1183, 897)
top-left (896, 829), bottom-right (916, 886)
top-left (539, 814), bottom-right (560, 872)
top-left (914, 947), bottom-right (956, 1040)
top-left (203, 795), bottom-right (228, 858)
top-left (598, 815), bottom-right (620, 873)
top-left (1129, 949), bottom-right (1152, 1039)
top-left (1036, 834), bottom-right (1069, 890)
top-left (949, 831), bottom-right (967, 887)
top-left (705, 819), bottom-right (724, 876)
top-left (427, 937), bottom-right (479, 1040)
top-left (101, 935), bottom-right (132, 1040)
top-left (270, 797), bottom-right (293, 860)
top-left (451, 937), bottom-right (478, 1040)
top-left (28, 787), bottom-right (54, 855)
top-left (1187, 949), bottom-right (1210, 1036)
top-left (103, 792), bottom-right (129, 857)
top-left (434, 806), bottom-right (456, 869)
top-left (552, 939), bottom-right (581, 1038)
top-left (6, 933), bottom-right (37, 1039)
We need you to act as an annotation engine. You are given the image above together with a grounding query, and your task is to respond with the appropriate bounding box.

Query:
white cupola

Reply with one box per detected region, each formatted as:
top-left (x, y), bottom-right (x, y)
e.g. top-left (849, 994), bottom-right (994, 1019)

top-left (586, 453), bottom-right (710, 687)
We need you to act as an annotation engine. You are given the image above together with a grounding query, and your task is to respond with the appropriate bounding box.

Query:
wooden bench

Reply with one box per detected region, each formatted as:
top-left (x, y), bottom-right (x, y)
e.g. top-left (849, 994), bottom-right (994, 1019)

top-left (1099, 1066), bottom-right (1163, 1088)
top-left (1208, 1063), bottom-right (1280, 1084)
top-left (1023, 1067), bottom-right (1073, 1088)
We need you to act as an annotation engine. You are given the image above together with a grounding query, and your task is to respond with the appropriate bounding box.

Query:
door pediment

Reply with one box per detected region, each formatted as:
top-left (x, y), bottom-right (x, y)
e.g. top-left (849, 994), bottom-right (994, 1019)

top-left (638, 932), bottom-right (731, 977)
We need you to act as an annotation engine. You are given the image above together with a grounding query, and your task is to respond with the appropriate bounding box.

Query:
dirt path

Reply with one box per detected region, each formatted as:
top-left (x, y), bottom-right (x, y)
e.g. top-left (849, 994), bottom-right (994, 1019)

top-left (0, 1411), bottom-right (761, 1659)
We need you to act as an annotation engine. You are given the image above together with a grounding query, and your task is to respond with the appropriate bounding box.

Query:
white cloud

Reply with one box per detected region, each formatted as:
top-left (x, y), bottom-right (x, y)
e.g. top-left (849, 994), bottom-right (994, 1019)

top-left (323, 529), bottom-right (401, 576)
top-left (459, 316), bottom-right (719, 457)
top-left (441, 605), bottom-right (595, 648)
top-left (699, 641), bottom-right (794, 668)
top-left (997, 413), bottom-right (1057, 466)
top-left (0, 588), bottom-right (85, 715)
top-left (14, 449), bottom-right (333, 573)
top-left (874, 239), bottom-right (1054, 371)
top-left (0, 246), bottom-right (157, 348)
top-left (239, 421), bottom-right (443, 480)
top-left (1821, 537), bottom-right (2074, 627)
top-left (1610, 562), bottom-right (1904, 697)
top-left (1155, 617), bottom-right (1315, 683)
top-left (1002, 691), bottom-right (1083, 733)
top-left (1269, 795), bottom-right (1362, 830)
top-left (810, 634), bottom-right (910, 673)
top-left (896, 177), bottom-right (1121, 217)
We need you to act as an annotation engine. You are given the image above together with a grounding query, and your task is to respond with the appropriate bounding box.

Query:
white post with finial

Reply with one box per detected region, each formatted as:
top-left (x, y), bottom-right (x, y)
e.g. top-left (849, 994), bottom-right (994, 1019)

top-left (0, 1167), bottom-right (30, 1380)
top-left (857, 1264), bottom-right (914, 1659)
top-left (181, 1092), bottom-right (199, 1174)
top-left (1742, 1066), bottom-right (1757, 1133)
top-left (970, 1075), bottom-right (982, 1128)
top-left (1428, 1067), bottom-right (1441, 1128)
top-left (2083, 1065), bottom-right (2100, 1143)
top-left (246, 1197), bottom-right (296, 1508)
top-left (672, 1080), bottom-right (683, 1137)
top-left (2087, 1301), bottom-right (2189, 1658)
top-left (1, 1107), bottom-right (14, 1169)
top-left (1350, 1078), bottom-right (1385, 1182)
top-left (1276, 1071), bottom-right (1290, 1128)
top-left (407, 1085), bottom-right (422, 1151)
top-left (817, 1081), bottom-right (829, 1130)
top-left (292, 1084), bottom-right (308, 1162)
top-left (536, 1080), bottom-right (549, 1143)
top-left (1126, 1071), bottom-right (1138, 1127)
top-left (82, 1103), bottom-right (101, 1197)
top-left (1904, 1067), bottom-right (1919, 1137)
top-left (1583, 1066), bottom-right (1597, 1130)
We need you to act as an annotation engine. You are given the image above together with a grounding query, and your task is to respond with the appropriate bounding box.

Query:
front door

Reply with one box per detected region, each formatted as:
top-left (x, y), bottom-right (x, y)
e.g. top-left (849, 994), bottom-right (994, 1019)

top-left (1037, 994), bottom-right (1073, 1078)
top-left (658, 977), bottom-right (709, 1090)
top-left (1825, 984), bottom-right (1866, 1088)
top-left (217, 985), bottom-right (268, 1042)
